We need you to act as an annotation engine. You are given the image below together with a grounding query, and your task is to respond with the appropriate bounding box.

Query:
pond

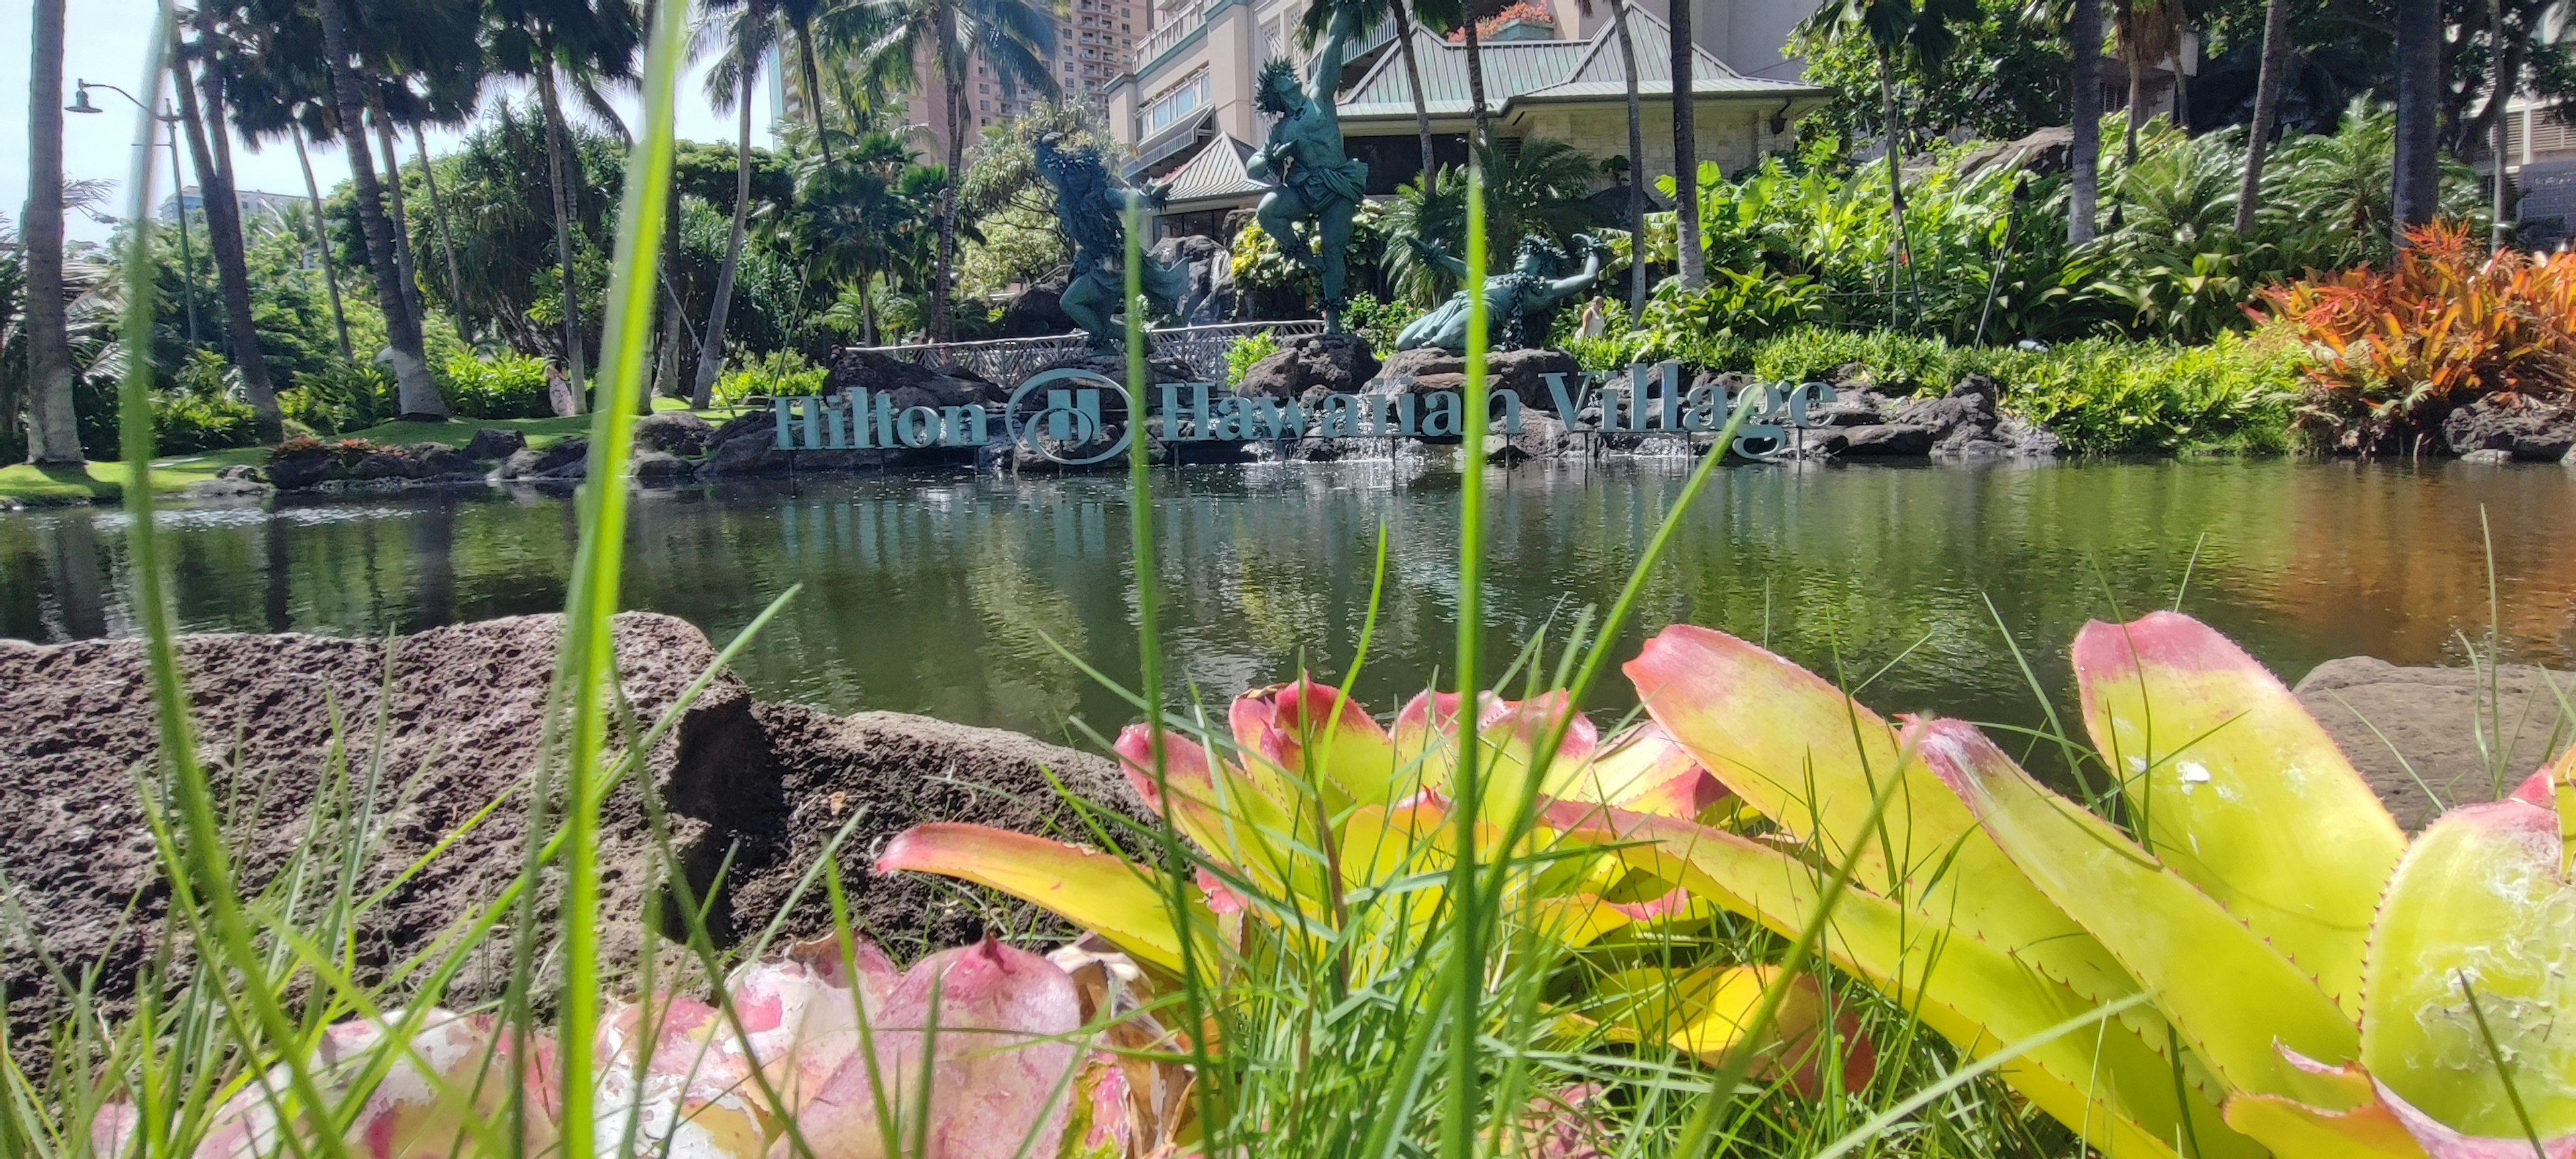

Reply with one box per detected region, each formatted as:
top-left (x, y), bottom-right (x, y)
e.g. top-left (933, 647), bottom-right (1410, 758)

top-left (6, 459), bottom-right (2574, 768)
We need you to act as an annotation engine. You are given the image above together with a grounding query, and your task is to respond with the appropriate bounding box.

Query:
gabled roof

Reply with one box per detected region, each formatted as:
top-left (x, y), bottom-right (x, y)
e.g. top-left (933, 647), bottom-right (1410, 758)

top-left (1336, 7), bottom-right (1822, 122)
top-left (1158, 133), bottom-right (1270, 206)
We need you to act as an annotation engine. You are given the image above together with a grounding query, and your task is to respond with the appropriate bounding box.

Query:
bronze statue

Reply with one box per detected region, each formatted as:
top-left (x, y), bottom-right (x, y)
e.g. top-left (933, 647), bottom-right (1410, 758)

top-left (1034, 132), bottom-right (1195, 349)
top-left (1248, 5), bottom-right (1368, 328)
top-left (1396, 234), bottom-right (1609, 353)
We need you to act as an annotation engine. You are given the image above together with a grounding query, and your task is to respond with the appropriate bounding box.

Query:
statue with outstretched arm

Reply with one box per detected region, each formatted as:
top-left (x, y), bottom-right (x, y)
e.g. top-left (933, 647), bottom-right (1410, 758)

top-left (1396, 234), bottom-right (1611, 353)
top-left (1247, 3), bottom-right (1368, 329)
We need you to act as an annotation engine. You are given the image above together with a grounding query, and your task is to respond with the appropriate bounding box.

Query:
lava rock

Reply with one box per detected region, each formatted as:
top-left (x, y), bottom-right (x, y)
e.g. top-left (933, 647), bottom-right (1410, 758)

top-left (1375, 347), bottom-right (1585, 411)
top-left (215, 464), bottom-right (262, 482)
top-left (699, 412), bottom-right (894, 477)
top-left (994, 271), bottom-right (1077, 339)
top-left (265, 439), bottom-right (481, 490)
top-left (635, 411), bottom-right (716, 457)
top-left (1236, 333), bottom-right (1380, 400)
top-left (824, 349), bottom-right (1006, 412)
top-left (631, 449), bottom-right (694, 483)
top-left (461, 428), bottom-right (529, 462)
top-left (2441, 397), bottom-right (2576, 461)
top-left (1491, 411), bottom-right (1585, 463)
top-left (498, 438), bottom-right (589, 481)
top-left (1826, 423), bottom-right (1938, 457)
top-left (1152, 235), bottom-right (1236, 323)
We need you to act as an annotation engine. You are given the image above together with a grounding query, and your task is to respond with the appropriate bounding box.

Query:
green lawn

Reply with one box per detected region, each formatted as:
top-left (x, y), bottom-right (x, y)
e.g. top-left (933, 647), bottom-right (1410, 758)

top-left (0, 402), bottom-right (744, 507)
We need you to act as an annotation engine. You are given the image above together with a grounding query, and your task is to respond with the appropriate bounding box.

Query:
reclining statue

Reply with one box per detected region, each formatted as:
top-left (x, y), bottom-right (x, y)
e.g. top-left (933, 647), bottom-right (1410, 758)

top-left (1396, 234), bottom-right (1609, 353)
top-left (1248, 5), bottom-right (1368, 328)
top-left (1034, 132), bottom-right (1197, 350)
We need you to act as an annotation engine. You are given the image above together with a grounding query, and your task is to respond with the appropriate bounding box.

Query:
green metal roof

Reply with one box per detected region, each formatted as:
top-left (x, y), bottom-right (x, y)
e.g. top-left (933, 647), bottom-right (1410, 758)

top-left (1337, 7), bottom-right (1823, 122)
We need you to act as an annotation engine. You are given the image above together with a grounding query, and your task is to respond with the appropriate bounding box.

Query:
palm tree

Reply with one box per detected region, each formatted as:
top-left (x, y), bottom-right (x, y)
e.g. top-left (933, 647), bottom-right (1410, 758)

top-left (1570, 0), bottom-right (1647, 313)
top-left (2070, 0), bottom-right (2102, 243)
top-left (778, 0), bottom-right (840, 164)
top-left (2231, 0), bottom-right (2290, 235)
top-left (21, 0), bottom-right (80, 463)
top-left (692, 0), bottom-right (773, 407)
top-left (1671, 0), bottom-right (1703, 289)
top-left (314, 0), bottom-right (446, 418)
top-left (2110, 0), bottom-right (2180, 170)
top-left (171, 14), bottom-right (283, 442)
top-left (1301, 0), bottom-right (1438, 190)
top-left (291, 133), bottom-right (354, 360)
top-left (486, 0), bottom-right (643, 409)
top-left (1383, 135), bottom-right (1609, 301)
top-left (414, 125), bottom-right (470, 327)
top-left (849, 0), bottom-right (1057, 343)
top-left (2391, 0), bottom-right (2440, 239)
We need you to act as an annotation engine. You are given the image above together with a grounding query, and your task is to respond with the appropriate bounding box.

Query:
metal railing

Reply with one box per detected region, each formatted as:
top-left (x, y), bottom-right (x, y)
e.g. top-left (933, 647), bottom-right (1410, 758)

top-left (849, 319), bottom-right (1328, 384)
top-left (1132, 9), bottom-right (1204, 72)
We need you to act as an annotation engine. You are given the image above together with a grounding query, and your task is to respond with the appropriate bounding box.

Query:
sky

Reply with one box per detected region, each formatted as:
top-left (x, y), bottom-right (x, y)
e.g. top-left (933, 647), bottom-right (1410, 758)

top-left (0, 0), bottom-right (759, 245)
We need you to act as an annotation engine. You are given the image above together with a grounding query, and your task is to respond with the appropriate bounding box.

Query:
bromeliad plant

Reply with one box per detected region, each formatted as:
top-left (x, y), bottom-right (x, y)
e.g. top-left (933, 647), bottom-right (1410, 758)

top-left (1548, 610), bottom-right (2575, 1159)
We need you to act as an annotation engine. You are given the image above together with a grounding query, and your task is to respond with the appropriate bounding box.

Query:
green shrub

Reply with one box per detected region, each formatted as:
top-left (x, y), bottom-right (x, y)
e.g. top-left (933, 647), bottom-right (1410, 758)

top-left (1224, 332), bottom-right (1281, 386)
top-left (1988, 331), bottom-right (2304, 455)
top-left (280, 360), bottom-right (394, 435)
top-left (1340, 293), bottom-right (1422, 357)
top-left (441, 352), bottom-right (553, 419)
top-left (152, 392), bottom-right (260, 453)
top-left (716, 349), bottom-right (826, 406)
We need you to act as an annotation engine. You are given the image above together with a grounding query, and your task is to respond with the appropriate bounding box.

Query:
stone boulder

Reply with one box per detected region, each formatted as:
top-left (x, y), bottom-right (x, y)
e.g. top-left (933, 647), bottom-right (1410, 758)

top-left (498, 438), bottom-right (590, 481)
top-left (265, 439), bottom-right (486, 490)
top-left (1236, 333), bottom-right (1379, 400)
top-left (995, 271), bottom-right (1077, 339)
top-left (2294, 657), bottom-right (2573, 830)
top-left (1375, 347), bottom-right (1584, 410)
top-left (1816, 423), bottom-right (1937, 457)
top-left (699, 411), bottom-right (892, 477)
top-left (1490, 411), bottom-right (1585, 463)
top-left (462, 428), bottom-right (529, 462)
top-left (2442, 397), bottom-right (2576, 461)
top-left (631, 450), bottom-right (695, 483)
top-left (1152, 235), bottom-right (1236, 324)
top-left (824, 350), bottom-right (1006, 414)
top-left (635, 411), bottom-right (716, 457)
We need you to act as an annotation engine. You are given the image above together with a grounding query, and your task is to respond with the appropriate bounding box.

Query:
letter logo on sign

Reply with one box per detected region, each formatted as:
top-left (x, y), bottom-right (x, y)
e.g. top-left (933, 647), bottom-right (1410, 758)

top-left (1006, 368), bottom-right (1134, 465)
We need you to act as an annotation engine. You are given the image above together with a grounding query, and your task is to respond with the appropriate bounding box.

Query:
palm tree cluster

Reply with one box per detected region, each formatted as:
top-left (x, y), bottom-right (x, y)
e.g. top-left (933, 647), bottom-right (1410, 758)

top-left (14, 0), bottom-right (1059, 461)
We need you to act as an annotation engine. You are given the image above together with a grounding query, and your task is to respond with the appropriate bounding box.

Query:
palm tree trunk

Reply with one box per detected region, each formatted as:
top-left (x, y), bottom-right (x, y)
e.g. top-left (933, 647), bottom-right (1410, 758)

top-left (2232, 0), bottom-right (2290, 235)
top-left (171, 23), bottom-right (281, 443)
top-left (932, 0), bottom-right (965, 344)
top-left (2069, 0), bottom-right (2102, 244)
top-left (316, 0), bottom-right (443, 419)
top-left (535, 62), bottom-right (590, 408)
top-left (365, 91), bottom-right (426, 331)
top-left (2121, 11), bottom-right (2145, 171)
top-left (415, 125), bottom-right (469, 329)
top-left (1464, 16), bottom-right (1492, 152)
top-left (293, 131), bottom-right (355, 362)
top-left (1670, 0), bottom-right (1704, 289)
top-left (2393, 0), bottom-right (2440, 237)
top-left (21, 0), bottom-right (80, 463)
top-left (800, 23), bottom-right (836, 164)
top-left (1611, 0), bottom-right (1646, 313)
top-left (694, 56), bottom-right (757, 408)
top-left (1391, 1), bottom-right (1436, 188)
top-left (1879, 51), bottom-right (1916, 326)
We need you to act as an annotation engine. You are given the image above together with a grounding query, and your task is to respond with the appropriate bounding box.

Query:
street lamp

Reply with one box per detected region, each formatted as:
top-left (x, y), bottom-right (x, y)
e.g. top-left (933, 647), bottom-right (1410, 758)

top-left (68, 79), bottom-right (200, 347)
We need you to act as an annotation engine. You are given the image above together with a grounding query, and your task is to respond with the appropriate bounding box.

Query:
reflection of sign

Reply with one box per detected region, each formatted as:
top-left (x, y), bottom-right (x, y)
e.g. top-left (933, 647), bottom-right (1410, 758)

top-left (773, 363), bottom-right (1843, 461)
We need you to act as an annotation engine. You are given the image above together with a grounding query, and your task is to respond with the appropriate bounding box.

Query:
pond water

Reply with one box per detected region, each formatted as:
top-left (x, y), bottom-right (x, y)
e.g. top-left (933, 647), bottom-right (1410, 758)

top-left (6, 459), bottom-right (2575, 766)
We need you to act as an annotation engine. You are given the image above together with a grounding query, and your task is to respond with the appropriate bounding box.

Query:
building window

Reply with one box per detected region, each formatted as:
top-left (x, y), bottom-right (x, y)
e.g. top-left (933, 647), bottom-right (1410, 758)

top-left (1139, 70), bottom-right (1209, 137)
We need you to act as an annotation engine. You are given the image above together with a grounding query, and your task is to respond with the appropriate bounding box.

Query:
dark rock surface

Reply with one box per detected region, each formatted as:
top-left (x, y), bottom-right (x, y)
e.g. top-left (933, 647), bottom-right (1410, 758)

top-left (635, 410), bottom-right (716, 457)
top-left (994, 271), bottom-right (1077, 339)
top-left (1375, 347), bottom-right (1584, 410)
top-left (2294, 657), bottom-right (2573, 830)
top-left (2442, 397), bottom-right (2576, 462)
top-left (266, 440), bottom-right (486, 490)
top-left (824, 350), bottom-right (1005, 412)
top-left (498, 438), bottom-right (590, 481)
top-left (1236, 333), bottom-right (1379, 400)
top-left (0, 614), bottom-right (1153, 1059)
top-left (462, 428), bottom-right (529, 462)
top-left (1152, 235), bottom-right (1236, 324)
top-left (631, 449), bottom-right (695, 483)
top-left (700, 412), bottom-right (894, 476)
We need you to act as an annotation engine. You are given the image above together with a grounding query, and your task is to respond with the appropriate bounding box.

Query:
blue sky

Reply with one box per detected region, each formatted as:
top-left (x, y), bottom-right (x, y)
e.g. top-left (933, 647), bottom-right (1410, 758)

top-left (0, 0), bottom-right (756, 245)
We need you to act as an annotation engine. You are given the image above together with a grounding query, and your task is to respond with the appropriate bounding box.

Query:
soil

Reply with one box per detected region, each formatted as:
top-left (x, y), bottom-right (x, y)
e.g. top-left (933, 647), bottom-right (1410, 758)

top-left (0, 614), bottom-right (1146, 1066)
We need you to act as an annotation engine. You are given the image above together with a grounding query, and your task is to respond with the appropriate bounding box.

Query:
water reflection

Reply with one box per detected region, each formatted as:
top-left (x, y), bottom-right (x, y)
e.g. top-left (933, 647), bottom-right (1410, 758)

top-left (4, 460), bottom-right (2573, 758)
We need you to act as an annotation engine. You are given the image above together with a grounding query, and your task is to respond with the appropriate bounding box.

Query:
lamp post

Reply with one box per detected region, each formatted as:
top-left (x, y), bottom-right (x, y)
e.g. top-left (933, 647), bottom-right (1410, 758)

top-left (68, 78), bottom-right (200, 347)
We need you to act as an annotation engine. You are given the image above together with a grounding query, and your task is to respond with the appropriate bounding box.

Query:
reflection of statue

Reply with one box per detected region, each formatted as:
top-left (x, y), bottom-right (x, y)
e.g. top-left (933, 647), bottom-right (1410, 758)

top-left (1034, 132), bottom-right (1195, 349)
top-left (1396, 235), bottom-right (1609, 353)
top-left (1248, 6), bottom-right (1368, 327)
